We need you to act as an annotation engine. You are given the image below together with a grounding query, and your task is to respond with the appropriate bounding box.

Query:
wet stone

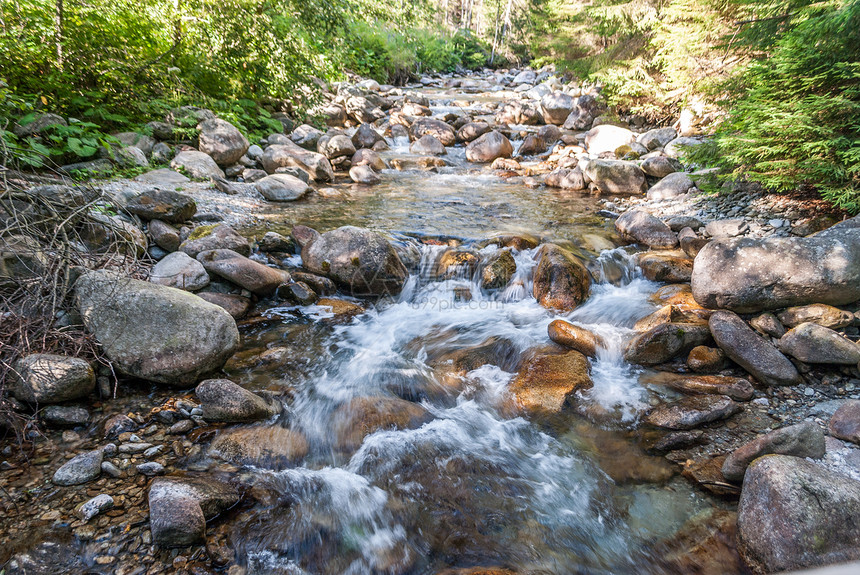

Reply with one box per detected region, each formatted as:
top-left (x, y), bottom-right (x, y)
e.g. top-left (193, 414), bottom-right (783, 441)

top-left (646, 395), bottom-right (743, 430)
top-left (77, 493), bottom-right (114, 522)
top-left (53, 449), bottom-right (103, 485)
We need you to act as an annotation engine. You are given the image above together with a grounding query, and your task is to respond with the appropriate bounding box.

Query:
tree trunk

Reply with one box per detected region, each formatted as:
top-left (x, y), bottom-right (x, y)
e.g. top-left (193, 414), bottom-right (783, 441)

top-left (54, 0), bottom-right (63, 68)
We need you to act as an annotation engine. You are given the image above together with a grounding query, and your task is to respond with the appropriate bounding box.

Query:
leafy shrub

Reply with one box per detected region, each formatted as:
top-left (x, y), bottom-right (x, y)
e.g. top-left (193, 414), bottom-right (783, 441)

top-left (689, 1), bottom-right (860, 213)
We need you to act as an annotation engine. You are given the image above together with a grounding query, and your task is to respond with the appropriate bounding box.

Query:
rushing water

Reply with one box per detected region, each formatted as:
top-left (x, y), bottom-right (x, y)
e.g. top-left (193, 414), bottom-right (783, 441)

top-left (215, 89), bottom-right (739, 574)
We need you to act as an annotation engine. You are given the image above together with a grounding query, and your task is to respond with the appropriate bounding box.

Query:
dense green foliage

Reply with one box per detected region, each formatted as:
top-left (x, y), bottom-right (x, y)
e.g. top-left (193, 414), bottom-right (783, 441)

top-left (690, 0), bottom-right (860, 212)
top-left (0, 0), bottom-right (493, 170)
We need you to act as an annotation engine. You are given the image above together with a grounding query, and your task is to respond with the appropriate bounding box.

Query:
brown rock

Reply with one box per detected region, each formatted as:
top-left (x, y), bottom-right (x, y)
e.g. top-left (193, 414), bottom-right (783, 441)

top-left (686, 346), bottom-right (728, 373)
top-left (547, 319), bottom-right (605, 358)
top-left (777, 303), bottom-right (855, 329)
top-left (195, 292), bottom-right (250, 319)
top-left (532, 244), bottom-right (591, 312)
top-left (509, 349), bottom-right (592, 413)
top-left (749, 312), bottom-right (786, 338)
top-left (624, 322), bottom-right (711, 365)
top-left (197, 249), bottom-right (290, 296)
top-left (481, 249), bottom-right (516, 289)
top-left (642, 372), bottom-right (754, 401)
top-left (209, 426), bottom-right (309, 467)
top-left (637, 252), bottom-right (693, 283)
top-left (645, 395), bottom-right (742, 430)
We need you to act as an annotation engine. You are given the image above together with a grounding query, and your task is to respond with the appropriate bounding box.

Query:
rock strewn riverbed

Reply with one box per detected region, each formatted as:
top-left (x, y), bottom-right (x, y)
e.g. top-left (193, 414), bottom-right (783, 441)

top-left (2, 66), bottom-right (860, 575)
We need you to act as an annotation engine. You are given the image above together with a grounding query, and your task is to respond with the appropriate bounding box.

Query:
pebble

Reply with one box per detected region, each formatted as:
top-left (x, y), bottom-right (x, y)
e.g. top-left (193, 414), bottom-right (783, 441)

top-left (136, 461), bottom-right (165, 476)
top-left (61, 431), bottom-right (80, 443)
top-left (78, 494), bottom-right (114, 522)
top-left (143, 445), bottom-right (163, 458)
top-left (100, 461), bottom-right (122, 478)
top-left (103, 443), bottom-right (118, 456)
top-left (805, 388), bottom-right (816, 397)
top-left (753, 398), bottom-right (769, 406)
top-left (168, 420), bottom-right (194, 434)
top-left (119, 442), bottom-right (153, 454)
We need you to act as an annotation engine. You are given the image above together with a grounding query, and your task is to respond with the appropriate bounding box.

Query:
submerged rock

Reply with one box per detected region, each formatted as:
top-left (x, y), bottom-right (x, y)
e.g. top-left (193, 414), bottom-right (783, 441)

top-left (209, 426), bottom-right (309, 467)
top-left (332, 396), bottom-right (433, 452)
top-left (52, 449), bottom-right (103, 485)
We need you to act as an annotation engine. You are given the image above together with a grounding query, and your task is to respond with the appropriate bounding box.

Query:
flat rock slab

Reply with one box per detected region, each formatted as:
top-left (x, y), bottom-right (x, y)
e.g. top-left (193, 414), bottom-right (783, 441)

top-left (721, 421), bottom-right (825, 481)
top-left (645, 395), bottom-right (742, 430)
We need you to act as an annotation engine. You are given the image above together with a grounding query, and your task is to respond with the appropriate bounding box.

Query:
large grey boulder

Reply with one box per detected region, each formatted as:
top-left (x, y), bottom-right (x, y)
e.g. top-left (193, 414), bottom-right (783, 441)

top-left (585, 160), bottom-right (646, 194)
top-left (197, 119), bottom-right (249, 166)
top-left (114, 132), bottom-right (156, 157)
top-left (410, 134), bottom-right (446, 156)
top-left (13, 112), bottom-right (66, 137)
top-left (722, 421), bottom-right (826, 482)
top-left (778, 322), bottom-right (860, 365)
top-left (195, 379), bottom-right (279, 422)
top-left (456, 121), bottom-right (490, 143)
top-left (615, 209), bottom-right (678, 249)
top-left (737, 455), bottom-right (860, 572)
top-left (300, 225), bottom-right (408, 296)
top-left (691, 232), bottom-right (860, 312)
top-left (75, 270), bottom-right (239, 386)
top-left (465, 131), bottom-right (513, 163)
top-left (410, 117), bottom-right (456, 146)
top-left (352, 123), bottom-right (384, 150)
top-left (584, 125), bottom-right (635, 155)
top-left (149, 251), bottom-right (209, 291)
top-left (254, 174), bottom-right (309, 202)
top-left (709, 311), bottom-right (802, 386)
top-left (646, 172), bottom-right (694, 200)
top-left (540, 91), bottom-right (574, 125)
top-left (317, 133), bottom-right (356, 160)
top-left (640, 156), bottom-right (680, 178)
top-left (149, 476), bottom-right (239, 547)
top-left (13, 354), bottom-right (95, 404)
top-left (545, 168), bottom-right (585, 190)
top-left (290, 124), bottom-right (324, 149)
top-left (637, 127), bottom-right (677, 150)
top-left (170, 151), bottom-right (225, 180)
top-left (261, 141), bottom-right (334, 182)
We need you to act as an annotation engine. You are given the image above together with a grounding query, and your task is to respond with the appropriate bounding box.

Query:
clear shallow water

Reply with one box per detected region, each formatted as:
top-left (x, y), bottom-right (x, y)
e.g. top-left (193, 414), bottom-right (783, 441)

top-left (223, 93), bottom-right (738, 574)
